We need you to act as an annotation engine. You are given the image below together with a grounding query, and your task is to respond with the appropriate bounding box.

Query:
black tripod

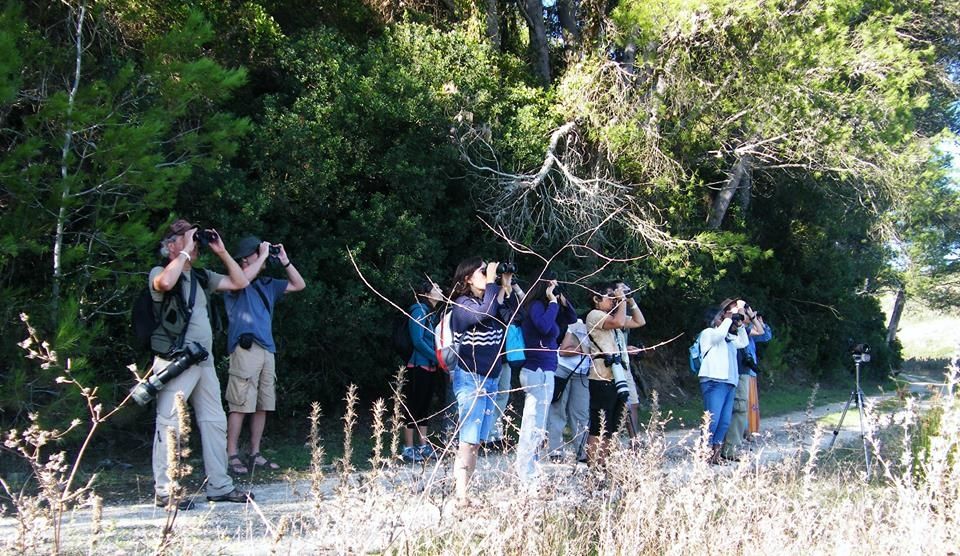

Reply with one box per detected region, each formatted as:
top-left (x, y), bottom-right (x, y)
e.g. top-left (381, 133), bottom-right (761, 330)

top-left (828, 353), bottom-right (872, 479)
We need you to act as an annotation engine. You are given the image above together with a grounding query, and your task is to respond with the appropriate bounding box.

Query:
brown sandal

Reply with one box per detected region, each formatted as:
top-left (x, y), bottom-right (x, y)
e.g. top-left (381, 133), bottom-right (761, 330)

top-left (249, 452), bottom-right (280, 471)
top-left (228, 454), bottom-right (249, 475)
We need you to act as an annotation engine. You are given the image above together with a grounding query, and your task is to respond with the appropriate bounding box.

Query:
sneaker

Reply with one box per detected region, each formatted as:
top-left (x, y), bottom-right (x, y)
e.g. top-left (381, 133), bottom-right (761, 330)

top-left (156, 495), bottom-right (195, 511)
top-left (402, 446), bottom-right (423, 463)
top-left (417, 444), bottom-right (437, 460)
top-left (482, 438), bottom-right (507, 451)
top-left (206, 488), bottom-right (254, 503)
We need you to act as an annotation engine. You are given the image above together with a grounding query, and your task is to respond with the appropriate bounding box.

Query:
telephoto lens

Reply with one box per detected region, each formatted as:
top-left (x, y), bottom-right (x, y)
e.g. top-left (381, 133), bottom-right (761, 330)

top-left (131, 342), bottom-right (209, 405)
top-left (610, 363), bottom-right (631, 402)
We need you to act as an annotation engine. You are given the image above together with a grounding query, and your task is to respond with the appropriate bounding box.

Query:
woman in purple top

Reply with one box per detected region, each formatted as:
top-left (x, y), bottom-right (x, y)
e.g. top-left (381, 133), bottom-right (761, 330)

top-left (515, 273), bottom-right (577, 485)
top-left (448, 256), bottom-right (515, 508)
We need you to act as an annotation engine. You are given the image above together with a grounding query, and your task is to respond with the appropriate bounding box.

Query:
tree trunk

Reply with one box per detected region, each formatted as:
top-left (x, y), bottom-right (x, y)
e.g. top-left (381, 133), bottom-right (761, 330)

top-left (53, 0), bottom-right (87, 320)
top-left (484, 0), bottom-right (501, 50)
top-left (737, 158), bottom-right (753, 212)
top-left (706, 154), bottom-right (751, 229)
top-left (556, 0), bottom-right (580, 45)
top-left (886, 286), bottom-right (906, 346)
top-left (516, 0), bottom-right (550, 85)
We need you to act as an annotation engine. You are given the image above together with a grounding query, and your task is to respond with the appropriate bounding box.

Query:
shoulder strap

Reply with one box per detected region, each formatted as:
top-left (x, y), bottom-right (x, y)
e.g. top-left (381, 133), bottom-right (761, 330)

top-left (587, 332), bottom-right (608, 361)
top-left (174, 271), bottom-right (200, 350)
top-left (699, 332), bottom-right (715, 360)
top-left (252, 279), bottom-right (272, 313)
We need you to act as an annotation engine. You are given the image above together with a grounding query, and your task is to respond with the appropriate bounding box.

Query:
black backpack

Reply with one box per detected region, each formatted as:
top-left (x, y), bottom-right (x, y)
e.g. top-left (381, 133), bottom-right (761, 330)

top-left (131, 268), bottom-right (210, 355)
top-left (392, 310), bottom-right (415, 363)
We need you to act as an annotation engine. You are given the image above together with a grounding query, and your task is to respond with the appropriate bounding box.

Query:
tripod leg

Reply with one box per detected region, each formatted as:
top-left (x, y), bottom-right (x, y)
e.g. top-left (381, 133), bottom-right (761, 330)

top-left (829, 391), bottom-right (857, 449)
top-left (855, 389), bottom-right (872, 480)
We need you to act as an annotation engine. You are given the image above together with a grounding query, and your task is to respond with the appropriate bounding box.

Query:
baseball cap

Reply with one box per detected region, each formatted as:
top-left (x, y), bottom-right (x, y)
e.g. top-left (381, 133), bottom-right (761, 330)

top-left (164, 218), bottom-right (197, 240)
top-left (235, 236), bottom-right (262, 259)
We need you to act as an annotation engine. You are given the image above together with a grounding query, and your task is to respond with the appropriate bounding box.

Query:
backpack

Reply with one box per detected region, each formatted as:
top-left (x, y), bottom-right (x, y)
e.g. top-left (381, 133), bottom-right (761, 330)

top-left (391, 310), bottom-right (415, 363)
top-left (434, 311), bottom-right (459, 371)
top-left (688, 332), bottom-right (711, 375)
top-left (131, 268), bottom-right (210, 356)
top-left (504, 323), bottom-right (526, 363)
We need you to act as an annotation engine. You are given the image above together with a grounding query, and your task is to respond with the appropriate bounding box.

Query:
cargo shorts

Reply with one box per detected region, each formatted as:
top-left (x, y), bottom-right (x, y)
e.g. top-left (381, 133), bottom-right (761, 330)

top-left (226, 342), bottom-right (276, 413)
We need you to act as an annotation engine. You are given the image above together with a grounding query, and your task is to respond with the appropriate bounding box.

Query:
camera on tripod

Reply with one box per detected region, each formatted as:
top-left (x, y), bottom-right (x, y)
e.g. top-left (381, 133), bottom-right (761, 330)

top-left (131, 342), bottom-right (209, 405)
top-left (849, 342), bottom-right (871, 363)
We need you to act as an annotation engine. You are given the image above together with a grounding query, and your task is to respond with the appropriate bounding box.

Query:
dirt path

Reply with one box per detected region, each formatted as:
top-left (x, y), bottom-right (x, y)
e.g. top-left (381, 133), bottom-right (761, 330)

top-left (1, 373), bottom-right (946, 554)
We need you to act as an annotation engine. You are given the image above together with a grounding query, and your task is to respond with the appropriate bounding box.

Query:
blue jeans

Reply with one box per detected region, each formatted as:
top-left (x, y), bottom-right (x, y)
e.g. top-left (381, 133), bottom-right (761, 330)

top-left (516, 368), bottom-right (554, 482)
top-left (700, 380), bottom-right (736, 446)
top-left (452, 368), bottom-right (498, 445)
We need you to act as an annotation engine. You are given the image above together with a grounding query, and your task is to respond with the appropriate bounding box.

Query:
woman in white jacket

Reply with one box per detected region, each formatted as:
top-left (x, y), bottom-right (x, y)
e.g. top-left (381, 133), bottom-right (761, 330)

top-left (698, 300), bottom-right (749, 464)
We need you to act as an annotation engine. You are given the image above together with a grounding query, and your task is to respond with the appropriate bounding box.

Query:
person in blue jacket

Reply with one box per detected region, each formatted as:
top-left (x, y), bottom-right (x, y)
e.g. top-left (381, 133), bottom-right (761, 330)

top-left (402, 280), bottom-right (444, 462)
top-left (515, 272), bottom-right (577, 485)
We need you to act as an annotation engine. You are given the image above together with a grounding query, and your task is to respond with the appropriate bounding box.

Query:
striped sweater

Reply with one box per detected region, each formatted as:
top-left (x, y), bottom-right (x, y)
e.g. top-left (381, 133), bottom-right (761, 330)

top-left (451, 283), bottom-right (508, 379)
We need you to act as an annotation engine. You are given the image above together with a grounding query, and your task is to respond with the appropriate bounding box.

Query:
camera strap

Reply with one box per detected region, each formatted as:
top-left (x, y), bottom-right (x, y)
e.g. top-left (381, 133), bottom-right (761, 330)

top-left (174, 270), bottom-right (200, 351)
top-left (252, 279), bottom-right (272, 314)
top-left (587, 332), bottom-right (614, 361)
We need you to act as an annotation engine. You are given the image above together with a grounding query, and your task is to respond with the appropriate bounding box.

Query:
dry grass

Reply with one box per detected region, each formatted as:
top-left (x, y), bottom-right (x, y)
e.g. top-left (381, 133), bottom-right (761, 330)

top-left (5, 371), bottom-right (959, 555)
top-left (3, 321), bottom-right (959, 554)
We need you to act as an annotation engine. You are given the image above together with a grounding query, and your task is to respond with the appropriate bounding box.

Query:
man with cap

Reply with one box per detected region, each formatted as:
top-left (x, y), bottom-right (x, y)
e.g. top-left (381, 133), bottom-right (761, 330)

top-left (150, 219), bottom-right (252, 509)
top-left (224, 236), bottom-right (306, 474)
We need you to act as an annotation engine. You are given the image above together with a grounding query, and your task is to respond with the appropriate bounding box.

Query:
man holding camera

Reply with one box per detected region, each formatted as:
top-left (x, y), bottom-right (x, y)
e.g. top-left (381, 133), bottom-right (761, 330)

top-left (149, 219), bottom-right (253, 509)
top-left (223, 236), bottom-right (306, 474)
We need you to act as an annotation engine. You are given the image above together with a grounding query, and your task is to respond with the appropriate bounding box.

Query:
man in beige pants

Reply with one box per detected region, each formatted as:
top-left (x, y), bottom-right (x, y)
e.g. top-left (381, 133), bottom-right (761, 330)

top-left (148, 219), bottom-right (254, 510)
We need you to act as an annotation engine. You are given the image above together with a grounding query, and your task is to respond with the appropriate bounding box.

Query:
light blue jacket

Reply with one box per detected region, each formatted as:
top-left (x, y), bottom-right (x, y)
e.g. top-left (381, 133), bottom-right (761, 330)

top-left (407, 302), bottom-right (438, 368)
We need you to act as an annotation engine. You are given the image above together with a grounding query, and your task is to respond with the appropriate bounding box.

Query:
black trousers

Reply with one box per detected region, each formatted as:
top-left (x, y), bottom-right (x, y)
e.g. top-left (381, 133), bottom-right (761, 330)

top-left (403, 365), bottom-right (443, 429)
top-left (588, 379), bottom-right (625, 438)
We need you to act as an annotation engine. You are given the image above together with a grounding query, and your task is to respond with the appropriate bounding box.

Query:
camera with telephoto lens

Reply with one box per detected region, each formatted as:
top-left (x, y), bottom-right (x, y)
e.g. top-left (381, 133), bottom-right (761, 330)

top-left (497, 262), bottom-right (517, 275)
top-left (131, 342), bottom-right (209, 406)
top-left (849, 342), bottom-right (871, 363)
top-left (609, 359), bottom-right (631, 402)
top-left (194, 229), bottom-right (219, 248)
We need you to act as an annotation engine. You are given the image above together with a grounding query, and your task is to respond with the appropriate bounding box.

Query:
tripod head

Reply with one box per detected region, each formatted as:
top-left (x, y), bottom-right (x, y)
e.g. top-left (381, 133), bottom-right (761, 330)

top-left (849, 342), bottom-right (871, 364)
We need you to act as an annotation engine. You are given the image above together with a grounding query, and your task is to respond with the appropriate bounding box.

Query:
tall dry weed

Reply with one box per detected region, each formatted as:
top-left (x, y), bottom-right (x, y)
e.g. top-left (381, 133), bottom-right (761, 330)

top-left (0, 314), bottom-right (130, 555)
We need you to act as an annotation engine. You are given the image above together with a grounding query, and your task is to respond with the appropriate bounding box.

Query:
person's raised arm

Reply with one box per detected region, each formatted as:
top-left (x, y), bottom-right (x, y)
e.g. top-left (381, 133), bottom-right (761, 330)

top-left (451, 263), bottom-right (502, 330)
top-left (600, 286), bottom-right (628, 329)
top-left (153, 229), bottom-right (195, 292)
top-left (276, 244), bottom-right (306, 293)
top-left (529, 293), bottom-right (561, 335)
top-left (701, 316), bottom-right (733, 348)
top-left (209, 230), bottom-right (250, 292)
top-left (558, 293), bottom-right (578, 326)
top-left (241, 241), bottom-right (271, 282)
top-left (624, 297), bottom-right (646, 329)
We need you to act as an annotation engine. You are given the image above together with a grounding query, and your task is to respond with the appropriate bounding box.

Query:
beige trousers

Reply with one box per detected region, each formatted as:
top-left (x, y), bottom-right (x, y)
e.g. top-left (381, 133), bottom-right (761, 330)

top-left (151, 357), bottom-right (234, 498)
